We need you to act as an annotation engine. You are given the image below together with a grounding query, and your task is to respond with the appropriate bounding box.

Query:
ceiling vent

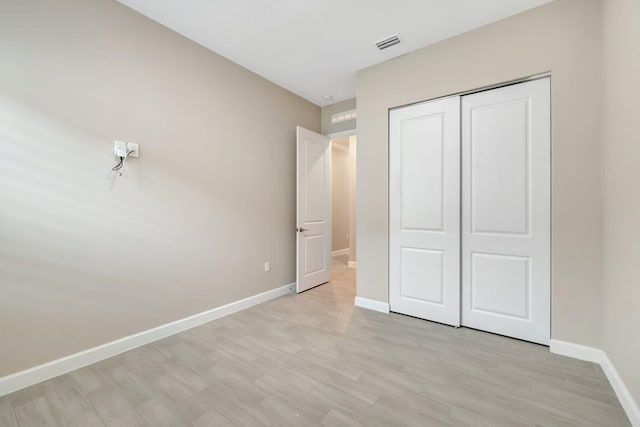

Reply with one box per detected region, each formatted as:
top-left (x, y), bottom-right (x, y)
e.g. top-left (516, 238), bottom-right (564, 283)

top-left (374, 33), bottom-right (402, 51)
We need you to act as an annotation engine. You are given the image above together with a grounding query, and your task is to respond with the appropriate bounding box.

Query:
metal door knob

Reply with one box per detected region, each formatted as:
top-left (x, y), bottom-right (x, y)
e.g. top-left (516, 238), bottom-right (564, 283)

top-left (297, 227), bottom-right (309, 232)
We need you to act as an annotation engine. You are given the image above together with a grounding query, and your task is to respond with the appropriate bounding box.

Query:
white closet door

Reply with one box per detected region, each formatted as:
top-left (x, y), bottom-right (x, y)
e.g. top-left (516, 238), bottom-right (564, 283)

top-left (390, 96), bottom-right (460, 326)
top-left (461, 78), bottom-right (550, 345)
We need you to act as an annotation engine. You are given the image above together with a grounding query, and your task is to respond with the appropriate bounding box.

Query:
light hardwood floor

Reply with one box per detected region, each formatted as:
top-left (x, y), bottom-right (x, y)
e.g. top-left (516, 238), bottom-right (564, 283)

top-left (0, 255), bottom-right (631, 426)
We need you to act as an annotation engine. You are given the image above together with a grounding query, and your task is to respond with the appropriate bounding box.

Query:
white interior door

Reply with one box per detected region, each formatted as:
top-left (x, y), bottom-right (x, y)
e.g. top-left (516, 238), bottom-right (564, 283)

top-left (296, 126), bottom-right (331, 293)
top-left (389, 96), bottom-right (461, 326)
top-left (461, 78), bottom-right (550, 344)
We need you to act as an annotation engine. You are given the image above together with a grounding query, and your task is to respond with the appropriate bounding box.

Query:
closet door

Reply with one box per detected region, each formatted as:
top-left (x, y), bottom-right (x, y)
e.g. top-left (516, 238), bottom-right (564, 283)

top-left (461, 78), bottom-right (550, 344)
top-left (389, 96), bottom-right (460, 326)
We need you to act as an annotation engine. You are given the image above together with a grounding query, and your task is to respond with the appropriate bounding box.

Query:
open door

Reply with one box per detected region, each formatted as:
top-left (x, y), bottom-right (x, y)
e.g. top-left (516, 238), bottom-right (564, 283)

top-left (296, 126), bottom-right (331, 293)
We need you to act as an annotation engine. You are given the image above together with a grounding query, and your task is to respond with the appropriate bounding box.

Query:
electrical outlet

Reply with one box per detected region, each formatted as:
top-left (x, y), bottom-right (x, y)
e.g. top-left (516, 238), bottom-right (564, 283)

top-left (264, 262), bottom-right (270, 272)
top-left (114, 140), bottom-right (139, 158)
top-left (126, 142), bottom-right (139, 158)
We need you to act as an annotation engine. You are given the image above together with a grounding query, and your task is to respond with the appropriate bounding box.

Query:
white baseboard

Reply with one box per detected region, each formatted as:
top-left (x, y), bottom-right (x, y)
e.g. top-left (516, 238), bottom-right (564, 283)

top-left (549, 339), bottom-right (602, 363)
top-left (0, 282), bottom-right (295, 397)
top-left (550, 339), bottom-right (640, 426)
top-left (354, 296), bottom-right (389, 313)
top-left (601, 352), bottom-right (640, 426)
top-left (348, 261), bottom-right (357, 269)
top-left (331, 248), bottom-right (350, 256)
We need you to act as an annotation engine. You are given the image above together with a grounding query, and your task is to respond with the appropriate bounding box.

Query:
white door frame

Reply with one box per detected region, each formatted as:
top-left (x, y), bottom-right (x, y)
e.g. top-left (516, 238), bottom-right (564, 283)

top-left (387, 74), bottom-right (551, 344)
top-left (326, 129), bottom-right (357, 139)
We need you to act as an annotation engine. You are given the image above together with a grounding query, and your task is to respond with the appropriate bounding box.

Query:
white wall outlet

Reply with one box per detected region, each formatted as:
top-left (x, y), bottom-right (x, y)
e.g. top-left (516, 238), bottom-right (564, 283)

top-left (114, 140), bottom-right (127, 157)
top-left (126, 142), bottom-right (139, 158)
top-left (114, 140), bottom-right (140, 158)
top-left (264, 262), bottom-right (270, 272)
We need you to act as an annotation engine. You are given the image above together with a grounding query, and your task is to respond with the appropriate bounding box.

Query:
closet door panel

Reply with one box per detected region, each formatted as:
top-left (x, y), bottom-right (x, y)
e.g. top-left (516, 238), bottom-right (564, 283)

top-left (400, 114), bottom-right (444, 231)
top-left (470, 98), bottom-right (529, 235)
top-left (461, 78), bottom-right (550, 345)
top-left (390, 96), bottom-right (460, 326)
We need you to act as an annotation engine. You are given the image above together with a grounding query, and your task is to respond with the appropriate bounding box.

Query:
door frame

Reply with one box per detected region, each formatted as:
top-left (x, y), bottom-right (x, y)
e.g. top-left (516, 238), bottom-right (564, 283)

top-left (295, 126), bottom-right (358, 292)
top-left (387, 73), bottom-right (552, 343)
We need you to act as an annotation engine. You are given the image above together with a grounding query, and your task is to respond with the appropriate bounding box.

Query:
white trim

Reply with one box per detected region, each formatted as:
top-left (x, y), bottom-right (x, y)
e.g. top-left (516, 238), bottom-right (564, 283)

top-left (550, 339), bottom-right (640, 426)
top-left (354, 296), bottom-right (389, 313)
top-left (549, 339), bottom-right (602, 363)
top-left (331, 143), bottom-right (349, 153)
top-left (601, 352), bottom-right (640, 426)
top-left (392, 73), bottom-right (552, 112)
top-left (325, 129), bottom-right (357, 138)
top-left (0, 283), bottom-right (295, 397)
top-left (331, 248), bottom-right (350, 256)
top-left (348, 261), bottom-right (357, 269)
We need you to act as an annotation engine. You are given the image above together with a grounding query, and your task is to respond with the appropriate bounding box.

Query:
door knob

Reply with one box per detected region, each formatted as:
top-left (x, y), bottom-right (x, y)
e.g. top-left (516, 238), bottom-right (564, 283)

top-left (297, 227), bottom-right (309, 232)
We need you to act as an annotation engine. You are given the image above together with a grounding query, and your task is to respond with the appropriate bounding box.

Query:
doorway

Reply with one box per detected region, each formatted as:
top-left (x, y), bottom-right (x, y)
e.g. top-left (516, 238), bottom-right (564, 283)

top-left (295, 127), bottom-right (356, 293)
top-left (330, 135), bottom-right (357, 272)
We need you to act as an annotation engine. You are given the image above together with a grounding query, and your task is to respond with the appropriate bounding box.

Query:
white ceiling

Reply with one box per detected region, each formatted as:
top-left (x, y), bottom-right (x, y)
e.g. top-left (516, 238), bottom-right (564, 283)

top-left (117, 0), bottom-right (553, 106)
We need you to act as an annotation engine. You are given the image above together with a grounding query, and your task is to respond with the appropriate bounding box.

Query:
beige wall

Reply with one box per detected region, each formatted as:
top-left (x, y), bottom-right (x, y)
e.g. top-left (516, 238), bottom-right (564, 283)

top-left (331, 141), bottom-right (350, 251)
top-left (0, 0), bottom-right (319, 376)
top-left (356, 0), bottom-right (603, 347)
top-left (321, 98), bottom-right (357, 135)
top-left (602, 0), bottom-right (640, 405)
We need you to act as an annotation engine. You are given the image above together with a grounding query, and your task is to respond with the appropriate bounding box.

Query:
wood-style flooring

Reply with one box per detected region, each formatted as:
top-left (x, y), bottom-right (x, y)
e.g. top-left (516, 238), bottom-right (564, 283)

top-left (0, 255), bottom-right (631, 426)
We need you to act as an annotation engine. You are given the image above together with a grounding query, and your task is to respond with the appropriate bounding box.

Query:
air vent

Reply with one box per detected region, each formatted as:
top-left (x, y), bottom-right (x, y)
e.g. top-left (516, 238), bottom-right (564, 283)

top-left (374, 33), bottom-right (401, 50)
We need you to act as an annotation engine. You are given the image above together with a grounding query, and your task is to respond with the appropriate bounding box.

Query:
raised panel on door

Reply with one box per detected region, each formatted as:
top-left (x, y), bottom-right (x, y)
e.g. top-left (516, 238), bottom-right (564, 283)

top-left (401, 113), bottom-right (444, 231)
top-left (400, 248), bottom-right (445, 305)
top-left (390, 96), bottom-right (460, 326)
top-left (470, 98), bottom-right (529, 235)
top-left (297, 127), bottom-right (331, 293)
top-left (471, 253), bottom-right (530, 319)
top-left (304, 139), bottom-right (328, 223)
top-left (461, 78), bottom-right (550, 345)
